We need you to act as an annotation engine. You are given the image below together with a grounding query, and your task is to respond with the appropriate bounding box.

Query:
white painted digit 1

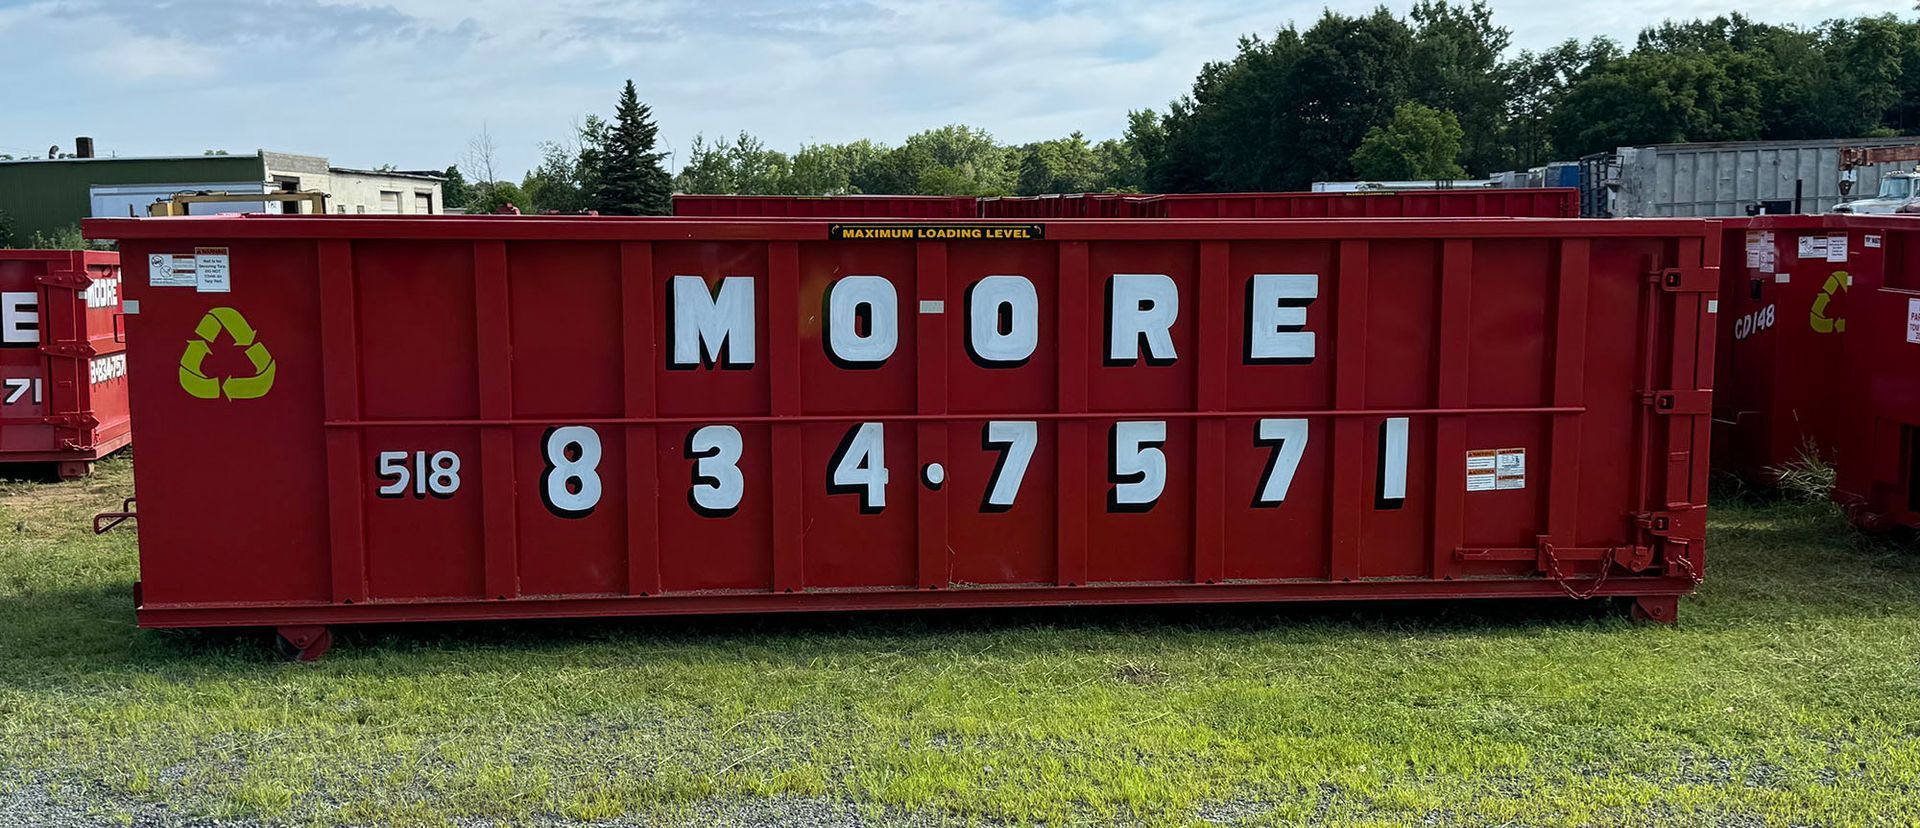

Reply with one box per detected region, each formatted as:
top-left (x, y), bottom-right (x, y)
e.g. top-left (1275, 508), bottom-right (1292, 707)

top-left (982, 420), bottom-right (1037, 511)
top-left (688, 425), bottom-right (744, 516)
top-left (828, 422), bottom-right (887, 513)
top-left (1109, 420), bottom-right (1167, 511)
top-left (1254, 418), bottom-right (1308, 506)
top-left (542, 426), bottom-right (603, 517)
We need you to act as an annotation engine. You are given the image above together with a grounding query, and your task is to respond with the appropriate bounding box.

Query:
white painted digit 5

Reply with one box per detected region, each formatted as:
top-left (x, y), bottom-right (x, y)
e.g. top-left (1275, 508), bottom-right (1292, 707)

top-left (688, 425), bottom-right (744, 516)
top-left (1109, 420), bottom-right (1167, 511)
top-left (828, 422), bottom-right (888, 513)
top-left (542, 426), bottom-right (603, 517)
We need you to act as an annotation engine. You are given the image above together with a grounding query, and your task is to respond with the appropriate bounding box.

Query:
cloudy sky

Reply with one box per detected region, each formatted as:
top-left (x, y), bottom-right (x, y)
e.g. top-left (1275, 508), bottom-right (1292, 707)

top-left (0, 0), bottom-right (1906, 178)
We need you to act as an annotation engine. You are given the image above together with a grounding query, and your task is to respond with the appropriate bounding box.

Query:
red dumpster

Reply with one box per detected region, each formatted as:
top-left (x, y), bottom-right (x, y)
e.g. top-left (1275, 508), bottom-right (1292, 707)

top-left (1709, 214), bottom-right (1911, 484)
top-left (1128, 189), bottom-right (1580, 219)
top-left (672, 194), bottom-right (977, 218)
top-left (1834, 220), bottom-right (1920, 529)
top-left (84, 215), bottom-right (1716, 656)
top-left (0, 250), bottom-right (130, 479)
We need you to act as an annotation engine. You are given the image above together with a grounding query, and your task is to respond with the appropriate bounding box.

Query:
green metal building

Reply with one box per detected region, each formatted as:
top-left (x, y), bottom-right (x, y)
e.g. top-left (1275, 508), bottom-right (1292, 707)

top-left (0, 153), bottom-right (269, 243)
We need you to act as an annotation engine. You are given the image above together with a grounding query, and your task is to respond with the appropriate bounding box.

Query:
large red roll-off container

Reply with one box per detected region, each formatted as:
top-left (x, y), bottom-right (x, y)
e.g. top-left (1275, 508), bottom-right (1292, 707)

top-left (672, 194), bottom-right (978, 218)
top-left (1123, 189), bottom-right (1581, 219)
top-left (84, 215), bottom-right (1715, 658)
top-left (1710, 214), bottom-right (1908, 484)
top-left (0, 249), bottom-right (130, 479)
top-left (1834, 220), bottom-right (1920, 529)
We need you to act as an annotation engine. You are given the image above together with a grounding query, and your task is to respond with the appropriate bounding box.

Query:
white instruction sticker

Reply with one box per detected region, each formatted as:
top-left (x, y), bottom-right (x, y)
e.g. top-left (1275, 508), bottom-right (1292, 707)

top-left (1866, 234), bottom-right (1883, 249)
top-left (1908, 297), bottom-right (1920, 345)
top-left (194, 247), bottom-right (230, 293)
top-left (148, 253), bottom-right (196, 287)
top-left (1466, 448), bottom-right (1526, 492)
top-left (1798, 236), bottom-right (1826, 260)
top-left (1495, 448), bottom-right (1526, 490)
top-left (1744, 230), bottom-right (1775, 270)
top-left (1826, 233), bottom-right (1849, 263)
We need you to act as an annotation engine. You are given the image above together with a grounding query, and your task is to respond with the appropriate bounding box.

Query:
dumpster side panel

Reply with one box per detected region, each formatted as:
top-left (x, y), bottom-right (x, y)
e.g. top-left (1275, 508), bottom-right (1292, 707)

top-left (0, 250), bottom-right (129, 472)
top-left (1835, 221), bottom-right (1920, 528)
top-left (89, 217), bottom-right (1714, 628)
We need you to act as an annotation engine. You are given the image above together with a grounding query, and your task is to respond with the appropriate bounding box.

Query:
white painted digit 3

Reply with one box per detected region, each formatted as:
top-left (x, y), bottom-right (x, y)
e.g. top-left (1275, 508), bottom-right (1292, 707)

top-left (542, 425), bottom-right (603, 517)
top-left (687, 424), bottom-right (744, 516)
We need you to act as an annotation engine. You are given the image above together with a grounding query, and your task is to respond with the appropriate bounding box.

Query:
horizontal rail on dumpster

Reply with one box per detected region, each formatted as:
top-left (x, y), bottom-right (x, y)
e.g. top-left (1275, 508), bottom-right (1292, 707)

top-left (320, 406), bottom-right (1587, 429)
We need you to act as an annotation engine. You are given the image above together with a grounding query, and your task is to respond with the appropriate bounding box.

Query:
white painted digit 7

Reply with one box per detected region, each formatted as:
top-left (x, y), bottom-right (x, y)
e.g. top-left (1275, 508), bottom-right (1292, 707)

top-left (1253, 418), bottom-right (1308, 506)
top-left (542, 426), bottom-right (603, 518)
top-left (982, 420), bottom-right (1037, 512)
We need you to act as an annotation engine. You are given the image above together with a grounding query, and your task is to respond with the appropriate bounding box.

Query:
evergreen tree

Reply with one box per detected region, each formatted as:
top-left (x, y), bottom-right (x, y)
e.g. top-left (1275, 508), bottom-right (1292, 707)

top-left (590, 80), bottom-right (673, 215)
top-left (440, 165), bottom-right (472, 209)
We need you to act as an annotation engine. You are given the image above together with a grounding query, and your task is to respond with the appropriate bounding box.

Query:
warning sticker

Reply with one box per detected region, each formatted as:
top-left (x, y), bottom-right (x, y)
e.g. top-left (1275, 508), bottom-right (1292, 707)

top-left (148, 253), bottom-right (196, 288)
top-left (1908, 297), bottom-right (1920, 345)
top-left (1826, 233), bottom-right (1849, 263)
top-left (1744, 230), bottom-right (1775, 270)
top-left (194, 247), bottom-right (230, 293)
top-left (1466, 448), bottom-right (1526, 492)
top-left (1867, 234), bottom-right (1883, 249)
top-left (1798, 236), bottom-right (1826, 260)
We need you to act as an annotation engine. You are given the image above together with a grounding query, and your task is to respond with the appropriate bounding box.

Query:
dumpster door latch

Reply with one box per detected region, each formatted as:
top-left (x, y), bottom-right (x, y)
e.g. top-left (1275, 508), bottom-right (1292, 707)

top-left (1656, 266), bottom-right (1717, 293)
top-left (1635, 507), bottom-right (1705, 544)
top-left (1645, 389), bottom-right (1711, 414)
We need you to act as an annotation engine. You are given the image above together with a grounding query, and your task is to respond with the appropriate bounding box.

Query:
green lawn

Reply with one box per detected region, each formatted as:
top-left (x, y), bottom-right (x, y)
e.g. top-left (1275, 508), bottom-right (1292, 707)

top-left (2, 456), bottom-right (1917, 826)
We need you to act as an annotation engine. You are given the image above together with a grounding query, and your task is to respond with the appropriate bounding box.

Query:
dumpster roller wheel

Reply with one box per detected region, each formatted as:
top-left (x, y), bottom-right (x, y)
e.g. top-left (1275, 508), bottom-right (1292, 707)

top-left (274, 625), bottom-right (333, 662)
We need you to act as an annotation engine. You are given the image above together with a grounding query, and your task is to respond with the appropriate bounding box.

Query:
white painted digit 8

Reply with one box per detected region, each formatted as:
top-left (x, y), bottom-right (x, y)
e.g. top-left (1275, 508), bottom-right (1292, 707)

top-left (542, 426), bottom-right (602, 517)
top-left (427, 450), bottom-right (461, 497)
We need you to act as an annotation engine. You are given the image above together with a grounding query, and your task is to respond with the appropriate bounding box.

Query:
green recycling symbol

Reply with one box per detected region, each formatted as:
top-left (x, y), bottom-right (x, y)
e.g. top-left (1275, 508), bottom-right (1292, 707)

top-left (179, 307), bottom-right (276, 400)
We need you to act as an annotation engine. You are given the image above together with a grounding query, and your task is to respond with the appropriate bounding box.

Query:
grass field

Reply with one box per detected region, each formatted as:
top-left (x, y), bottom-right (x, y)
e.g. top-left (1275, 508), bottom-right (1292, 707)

top-left (2, 455), bottom-right (1918, 827)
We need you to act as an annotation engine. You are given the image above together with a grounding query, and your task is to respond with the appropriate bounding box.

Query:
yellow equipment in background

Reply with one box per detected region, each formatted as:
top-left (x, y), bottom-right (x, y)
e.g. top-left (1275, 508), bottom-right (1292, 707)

top-left (148, 190), bottom-right (329, 217)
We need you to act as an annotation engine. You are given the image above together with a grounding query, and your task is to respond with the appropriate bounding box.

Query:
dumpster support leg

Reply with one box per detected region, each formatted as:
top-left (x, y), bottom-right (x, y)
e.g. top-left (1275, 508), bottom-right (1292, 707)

top-left (274, 625), bottom-right (333, 662)
top-left (1627, 595), bottom-right (1678, 625)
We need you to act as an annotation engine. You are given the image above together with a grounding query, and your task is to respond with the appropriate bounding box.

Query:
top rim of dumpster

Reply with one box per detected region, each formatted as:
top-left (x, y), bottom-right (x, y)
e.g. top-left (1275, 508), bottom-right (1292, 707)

top-left (1738, 213), bottom-right (1920, 231)
top-left (83, 214), bottom-right (1721, 242)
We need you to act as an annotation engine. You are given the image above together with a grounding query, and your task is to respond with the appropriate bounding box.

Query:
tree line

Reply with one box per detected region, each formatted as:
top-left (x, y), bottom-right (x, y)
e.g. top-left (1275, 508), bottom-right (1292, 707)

top-left (452, 4), bottom-right (1920, 212)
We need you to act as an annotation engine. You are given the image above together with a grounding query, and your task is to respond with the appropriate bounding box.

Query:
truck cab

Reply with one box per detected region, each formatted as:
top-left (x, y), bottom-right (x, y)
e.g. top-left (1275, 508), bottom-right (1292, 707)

top-left (1834, 171), bottom-right (1920, 214)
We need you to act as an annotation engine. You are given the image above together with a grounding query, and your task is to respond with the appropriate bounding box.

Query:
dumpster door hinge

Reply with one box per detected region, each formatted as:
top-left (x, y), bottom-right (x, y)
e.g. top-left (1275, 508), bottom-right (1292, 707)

top-left (1655, 266), bottom-right (1717, 293)
top-left (1644, 389), bottom-right (1710, 415)
top-left (36, 269), bottom-right (93, 290)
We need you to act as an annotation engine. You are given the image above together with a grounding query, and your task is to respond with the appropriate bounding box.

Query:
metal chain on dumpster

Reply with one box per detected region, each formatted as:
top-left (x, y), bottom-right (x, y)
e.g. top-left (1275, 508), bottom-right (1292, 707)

top-left (1670, 550), bottom-right (1703, 586)
top-left (1543, 544), bottom-right (1614, 601)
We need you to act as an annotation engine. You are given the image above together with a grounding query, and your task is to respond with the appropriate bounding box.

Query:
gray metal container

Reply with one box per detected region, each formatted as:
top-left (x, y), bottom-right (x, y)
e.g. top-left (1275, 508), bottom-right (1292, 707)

top-left (1605, 137), bottom-right (1920, 217)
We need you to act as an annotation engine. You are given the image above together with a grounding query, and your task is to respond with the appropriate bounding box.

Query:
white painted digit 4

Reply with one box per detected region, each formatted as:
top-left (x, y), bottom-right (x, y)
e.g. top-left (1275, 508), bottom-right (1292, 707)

top-left (542, 426), bottom-right (603, 517)
top-left (2, 378), bottom-right (41, 406)
top-left (828, 422), bottom-right (888, 512)
top-left (688, 425), bottom-right (744, 516)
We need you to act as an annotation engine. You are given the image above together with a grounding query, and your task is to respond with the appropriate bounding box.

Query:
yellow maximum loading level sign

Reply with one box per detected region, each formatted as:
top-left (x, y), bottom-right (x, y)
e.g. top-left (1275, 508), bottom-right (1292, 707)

top-left (179, 307), bottom-right (276, 400)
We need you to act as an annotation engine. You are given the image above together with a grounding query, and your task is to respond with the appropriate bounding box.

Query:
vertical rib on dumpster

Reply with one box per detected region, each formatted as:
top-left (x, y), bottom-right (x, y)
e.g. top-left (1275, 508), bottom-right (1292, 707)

top-left (915, 241), bottom-right (950, 589)
top-left (1055, 241), bottom-right (1090, 587)
top-left (1330, 240), bottom-right (1369, 581)
top-left (621, 242), bottom-right (661, 596)
top-left (319, 240), bottom-right (368, 604)
top-left (1431, 239), bottom-right (1472, 580)
top-left (769, 242), bottom-right (804, 593)
top-left (1193, 241), bottom-right (1229, 585)
top-left (475, 241), bottom-right (518, 599)
top-left (1546, 239), bottom-right (1591, 557)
